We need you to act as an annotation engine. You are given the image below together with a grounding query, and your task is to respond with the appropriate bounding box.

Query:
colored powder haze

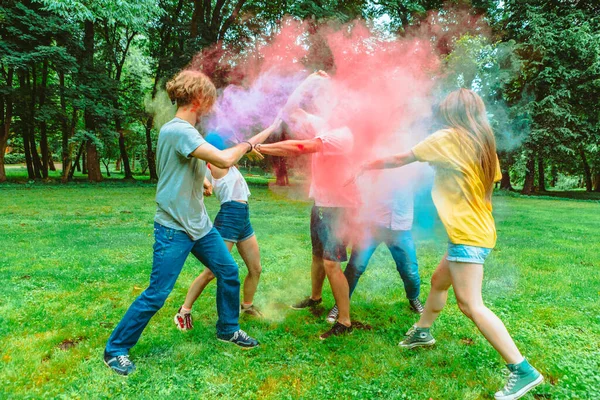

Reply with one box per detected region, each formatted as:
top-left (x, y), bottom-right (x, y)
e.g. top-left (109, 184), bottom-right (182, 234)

top-left (185, 12), bottom-right (519, 313)
top-left (197, 17), bottom-right (451, 237)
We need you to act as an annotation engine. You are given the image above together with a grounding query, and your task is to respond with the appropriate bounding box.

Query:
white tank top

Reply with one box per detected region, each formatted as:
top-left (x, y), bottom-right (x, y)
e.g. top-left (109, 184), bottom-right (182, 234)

top-left (210, 166), bottom-right (251, 204)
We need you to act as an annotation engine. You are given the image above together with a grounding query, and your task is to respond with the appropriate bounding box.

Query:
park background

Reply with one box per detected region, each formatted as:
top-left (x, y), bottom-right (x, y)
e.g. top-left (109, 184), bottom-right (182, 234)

top-left (1, 0), bottom-right (599, 399)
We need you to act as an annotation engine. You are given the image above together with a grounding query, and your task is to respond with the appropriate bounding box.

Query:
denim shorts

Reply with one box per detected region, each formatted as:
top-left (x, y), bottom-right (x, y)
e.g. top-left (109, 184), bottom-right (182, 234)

top-left (213, 201), bottom-right (255, 243)
top-left (310, 206), bottom-right (348, 262)
top-left (446, 243), bottom-right (492, 264)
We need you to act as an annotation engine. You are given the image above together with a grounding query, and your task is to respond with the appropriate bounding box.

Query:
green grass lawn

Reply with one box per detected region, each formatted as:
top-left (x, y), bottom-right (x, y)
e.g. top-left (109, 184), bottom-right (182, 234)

top-left (0, 183), bottom-right (599, 399)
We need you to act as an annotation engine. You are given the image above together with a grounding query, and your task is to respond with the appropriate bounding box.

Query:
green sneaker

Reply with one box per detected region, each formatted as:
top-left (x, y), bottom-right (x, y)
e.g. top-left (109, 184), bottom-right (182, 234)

top-left (495, 359), bottom-right (543, 400)
top-left (399, 326), bottom-right (436, 348)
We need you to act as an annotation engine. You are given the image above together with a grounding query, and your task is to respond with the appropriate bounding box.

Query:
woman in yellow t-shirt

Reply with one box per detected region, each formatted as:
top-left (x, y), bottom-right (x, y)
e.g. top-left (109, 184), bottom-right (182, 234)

top-left (354, 89), bottom-right (542, 400)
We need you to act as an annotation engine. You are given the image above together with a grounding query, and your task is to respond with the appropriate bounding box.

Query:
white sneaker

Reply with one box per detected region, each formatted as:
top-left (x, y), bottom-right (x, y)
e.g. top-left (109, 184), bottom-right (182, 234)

top-left (326, 305), bottom-right (339, 324)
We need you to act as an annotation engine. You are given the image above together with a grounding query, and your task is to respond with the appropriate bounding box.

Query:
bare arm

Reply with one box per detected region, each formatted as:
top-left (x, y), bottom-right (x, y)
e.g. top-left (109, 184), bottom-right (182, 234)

top-left (203, 177), bottom-right (213, 197)
top-left (363, 150), bottom-right (417, 171)
top-left (256, 138), bottom-right (323, 157)
top-left (191, 119), bottom-right (281, 168)
top-left (344, 151), bottom-right (417, 187)
top-left (207, 163), bottom-right (228, 179)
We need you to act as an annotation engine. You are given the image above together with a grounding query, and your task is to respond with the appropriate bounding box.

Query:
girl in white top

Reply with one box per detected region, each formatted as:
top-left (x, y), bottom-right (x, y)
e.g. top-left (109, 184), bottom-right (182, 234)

top-left (174, 134), bottom-right (264, 327)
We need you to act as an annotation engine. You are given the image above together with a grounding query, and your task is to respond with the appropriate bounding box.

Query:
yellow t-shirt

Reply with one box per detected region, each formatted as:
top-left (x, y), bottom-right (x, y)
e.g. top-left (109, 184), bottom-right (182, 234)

top-left (411, 129), bottom-right (502, 248)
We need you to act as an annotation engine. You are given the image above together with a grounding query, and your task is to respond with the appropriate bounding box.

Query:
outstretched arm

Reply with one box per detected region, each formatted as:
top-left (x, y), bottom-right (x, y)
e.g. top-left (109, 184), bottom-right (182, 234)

top-left (344, 150), bottom-right (417, 187)
top-left (362, 150), bottom-right (417, 171)
top-left (191, 118), bottom-right (281, 168)
top-left (256, 138), bottom-right (323, 157)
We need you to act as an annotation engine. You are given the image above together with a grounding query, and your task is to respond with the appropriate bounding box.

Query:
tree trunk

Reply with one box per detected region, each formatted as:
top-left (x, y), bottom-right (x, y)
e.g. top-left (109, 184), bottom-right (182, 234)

top-left (27, 68), bottom-right (43, 179)
top-left (83, 19), bottom-right (102, 182)
top-left (145, 117), bottom-right (158, 181)
top-left (18, 71), bottom-right (35, 180)
top-left (82, 148), bottom-right (88, 175)
top-left (0, 143), bottom-right (6, 182)
top-left (498, 151), bottom-right (514, 191)
top-left (550, 164), bottom-right (558, 187)
top-left (49, 156), bottom-right (56, 171)
top-left (102, 159), bottom-right (111, 177)
top-left (274, 156), bottom-right (289, 186)
top-left (522, 151), bottom-right (535, 195)
top-left (70, 142), bottom-right (85, 180)
top-left (115, 157), bottom-right (121, 171)
top-left (22, 128), bottom-right (35, 180)
top-left (29, 126), bottom-right (43, 179)
top-left (593, 173), bottom-right (600, 192)
top-left (39, 60), bottom-right (50, 179)
top-left (0, 68), bottom-right (13, 183)
top-left (537, 155), bottom-right (546, 192)
top-left (60, 69), bottom-right (76, 183)
top-left (118, 130), bottom-right (133, 179)
top-left (579, 148), bottom-right (593, 192)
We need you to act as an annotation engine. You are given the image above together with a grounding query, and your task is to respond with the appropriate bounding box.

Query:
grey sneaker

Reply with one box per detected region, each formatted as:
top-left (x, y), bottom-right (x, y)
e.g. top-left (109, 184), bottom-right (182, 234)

top-left (409, 298), bottom-right (424, 314)
top-left (104, 352), bottom-right (136, 376)
top-left (217, 329), bottom-right (259, 349)
top-left (494, 360), bottom-right (543, 400)
top-left (290, 296), bottom-right (322, 310)
top-left (399, 326), bottom-right (436, 348)
top-left (326, 305), bottom-right (339, 324)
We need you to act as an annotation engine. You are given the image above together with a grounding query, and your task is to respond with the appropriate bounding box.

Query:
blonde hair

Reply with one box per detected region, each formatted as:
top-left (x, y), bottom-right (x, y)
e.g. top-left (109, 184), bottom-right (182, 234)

top-left (166, 70), bottom-right (217, 113)
top-left (439, 89), bottom-right (497, 200)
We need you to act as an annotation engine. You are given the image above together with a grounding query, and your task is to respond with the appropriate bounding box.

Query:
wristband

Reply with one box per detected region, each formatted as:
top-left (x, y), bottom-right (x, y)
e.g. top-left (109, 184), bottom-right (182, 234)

top-left (243, 141), bottom-right (253, 153)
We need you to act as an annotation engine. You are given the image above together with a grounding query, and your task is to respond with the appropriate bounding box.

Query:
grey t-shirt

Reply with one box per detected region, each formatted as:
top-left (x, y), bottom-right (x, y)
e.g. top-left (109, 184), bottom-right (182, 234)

top-left (154, 117), bottom-right (212, 241)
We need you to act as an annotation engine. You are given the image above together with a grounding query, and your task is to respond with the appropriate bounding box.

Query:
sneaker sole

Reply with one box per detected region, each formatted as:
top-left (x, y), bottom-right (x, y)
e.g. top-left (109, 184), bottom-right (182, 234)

top-left (494, 375), bottom-right (544, 400)
top-left (216, 338), bottom-right (259, 350)
top-left (173, 315), bottom-right (191, 331)
top-left (399, 338), bottom-right (436, 349)
top-left (103, 360), bottom-right (132, 376)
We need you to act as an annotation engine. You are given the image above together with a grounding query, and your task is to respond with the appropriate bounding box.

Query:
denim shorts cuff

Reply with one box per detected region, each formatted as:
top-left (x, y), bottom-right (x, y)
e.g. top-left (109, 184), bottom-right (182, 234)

top-left (221, 237), bottom-right (238, 243)
top-left (238, 232), bottom-right (255, 243)
top-left (446, 256), bottom-right (486, 264)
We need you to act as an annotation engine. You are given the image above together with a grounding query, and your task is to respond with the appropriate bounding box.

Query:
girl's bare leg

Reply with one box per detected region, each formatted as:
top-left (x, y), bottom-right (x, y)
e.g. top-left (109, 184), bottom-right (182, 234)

top-left (416, 255), bottom-right (453, 328)
top-left (448, 261), bottom-right (523, 364)
top-left (236, 236), bottom-right (262, 305)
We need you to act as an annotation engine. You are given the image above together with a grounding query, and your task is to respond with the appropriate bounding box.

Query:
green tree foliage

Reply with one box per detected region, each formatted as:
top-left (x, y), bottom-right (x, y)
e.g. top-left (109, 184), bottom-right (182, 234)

top-left (0, 0), bottom-right (598, 191)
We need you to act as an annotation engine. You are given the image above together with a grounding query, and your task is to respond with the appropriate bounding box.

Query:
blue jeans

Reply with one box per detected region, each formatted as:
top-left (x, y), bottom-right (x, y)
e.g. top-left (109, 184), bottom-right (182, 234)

top-left (344, 228), bottom-right (420, 300)
top-left (105, 223), bottom-right (240, 356)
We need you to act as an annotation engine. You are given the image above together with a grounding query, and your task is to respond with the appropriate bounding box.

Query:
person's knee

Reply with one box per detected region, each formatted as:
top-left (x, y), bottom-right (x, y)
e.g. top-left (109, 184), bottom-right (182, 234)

top-left (204, 269), bottom-right (216, 281)
top-left (457, 299), bottom-right (484, 320)
top-left (430, 271), bottom-right (450, 291)
top-left (247, 263), bottom-right (262, 277)
top-left (323, 260), bottom-right (341, 274)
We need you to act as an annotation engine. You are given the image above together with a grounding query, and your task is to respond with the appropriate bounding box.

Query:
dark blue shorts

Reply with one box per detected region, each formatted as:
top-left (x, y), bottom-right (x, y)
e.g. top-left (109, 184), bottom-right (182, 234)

top-left (310, 206), bottom-right (348, 262)
top-left (213, 201), bottom-right (255, 243)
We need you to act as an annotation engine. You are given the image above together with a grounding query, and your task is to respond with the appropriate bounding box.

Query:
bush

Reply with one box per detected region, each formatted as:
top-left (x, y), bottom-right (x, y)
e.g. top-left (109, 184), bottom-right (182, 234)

top-left (3, 153), bottom-right (26, 164)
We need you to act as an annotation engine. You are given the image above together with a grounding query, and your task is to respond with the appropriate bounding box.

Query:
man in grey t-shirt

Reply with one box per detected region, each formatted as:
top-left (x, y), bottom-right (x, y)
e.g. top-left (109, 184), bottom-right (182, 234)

top-left (154, 117), bottom-right (213, 240)
top-left (104, 69), bottom-right (280, 376)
